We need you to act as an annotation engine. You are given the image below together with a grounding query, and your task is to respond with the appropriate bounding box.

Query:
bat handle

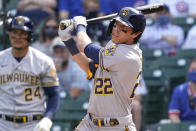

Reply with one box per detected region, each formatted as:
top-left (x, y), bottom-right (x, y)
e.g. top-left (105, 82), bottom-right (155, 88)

top-left (59, 19), bottom-right (73, 30)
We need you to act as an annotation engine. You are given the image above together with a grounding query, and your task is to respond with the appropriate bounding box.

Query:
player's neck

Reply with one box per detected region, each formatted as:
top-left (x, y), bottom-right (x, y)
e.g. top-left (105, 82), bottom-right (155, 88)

top-left (12, 47), bottom-right (29, 58)
top-left (126, 38), bottom-right (136, 45)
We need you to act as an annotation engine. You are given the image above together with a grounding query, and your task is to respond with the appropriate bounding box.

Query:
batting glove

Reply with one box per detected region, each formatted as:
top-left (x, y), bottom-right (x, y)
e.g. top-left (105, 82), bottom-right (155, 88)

top-left (33, 117), bottom-right (53, 131)
top-left (73, 16), bottom-right (87, 29)
top-left (58, 19), bottom-right (74, 41)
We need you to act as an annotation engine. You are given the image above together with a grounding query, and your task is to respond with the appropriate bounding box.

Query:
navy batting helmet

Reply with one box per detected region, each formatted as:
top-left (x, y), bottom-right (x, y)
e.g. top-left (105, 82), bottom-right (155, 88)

top-left (107, 7), bottom-right (146, 36)
top-left (9, 16), bottom-right (33, 33)
top-left (8, 16), bottom-right (34, 42)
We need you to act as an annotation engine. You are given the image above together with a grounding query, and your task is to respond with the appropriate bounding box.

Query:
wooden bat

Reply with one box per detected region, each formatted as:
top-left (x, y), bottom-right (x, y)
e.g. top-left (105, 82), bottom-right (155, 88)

top-left (60, 3), bottom-right (165, 30)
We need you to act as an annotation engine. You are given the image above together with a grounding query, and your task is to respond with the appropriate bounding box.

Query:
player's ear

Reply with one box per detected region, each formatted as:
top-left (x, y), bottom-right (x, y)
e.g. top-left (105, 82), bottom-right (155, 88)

top-left (131, 31), bottom-right (142, 39)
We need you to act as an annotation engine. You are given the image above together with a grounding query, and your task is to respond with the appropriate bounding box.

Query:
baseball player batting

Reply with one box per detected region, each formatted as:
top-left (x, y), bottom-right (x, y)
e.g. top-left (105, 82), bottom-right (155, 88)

top-left (0, 16), bottom-right (60, 131)
top-left (59, 7), bottom-right (145, 131)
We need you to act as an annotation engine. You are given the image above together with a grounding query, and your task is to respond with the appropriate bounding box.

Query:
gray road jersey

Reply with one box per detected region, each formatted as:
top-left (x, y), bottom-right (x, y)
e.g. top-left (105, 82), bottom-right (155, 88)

top-left (0, 47), bottom-right (59, 116)
top-left (88, 41), bottom-right (142, 117)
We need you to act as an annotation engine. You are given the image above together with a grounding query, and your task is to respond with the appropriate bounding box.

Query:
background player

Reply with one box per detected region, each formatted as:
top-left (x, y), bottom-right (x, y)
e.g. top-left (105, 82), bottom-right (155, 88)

top-left (58, 7), bottom-right (146, 131)
top-left (0, 16), bottom-right (60, 131)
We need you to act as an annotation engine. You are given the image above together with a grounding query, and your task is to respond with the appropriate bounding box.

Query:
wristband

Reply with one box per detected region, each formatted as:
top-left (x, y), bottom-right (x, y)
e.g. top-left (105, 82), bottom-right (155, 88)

top-left (76, 25), bottom-right (87, 34)
top-left (64, 39), bottom-right (79, 56)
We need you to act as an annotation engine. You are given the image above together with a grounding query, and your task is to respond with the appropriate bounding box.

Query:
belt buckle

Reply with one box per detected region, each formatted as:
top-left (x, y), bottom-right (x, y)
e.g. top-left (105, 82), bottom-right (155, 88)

top-left (13, 116), bottom-right (20, 123)
top-left (14, 116), bottom-right (27, 123)
top-left (34, 115), bottom-right (42, 120)
top-left (109, 119), bottom-right (119, 126)
top-left (92, 118), bottom-right (104, 127)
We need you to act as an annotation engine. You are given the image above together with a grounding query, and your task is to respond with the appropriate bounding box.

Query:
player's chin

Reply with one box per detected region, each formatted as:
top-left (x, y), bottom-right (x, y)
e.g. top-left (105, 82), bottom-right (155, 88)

top-left (112, 36), bottom-right (120, 44)
top-left (12, 43), bottom-right (28, 50)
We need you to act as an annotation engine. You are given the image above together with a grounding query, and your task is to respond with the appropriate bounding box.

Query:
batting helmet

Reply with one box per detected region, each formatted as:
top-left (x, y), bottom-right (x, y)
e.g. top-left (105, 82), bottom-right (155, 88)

top-left (9, 16), bottom-right (33, 32)
top-left (107, 7), bottom-right (146, 36)
top-left (8, 16), bottom-right (34, 41)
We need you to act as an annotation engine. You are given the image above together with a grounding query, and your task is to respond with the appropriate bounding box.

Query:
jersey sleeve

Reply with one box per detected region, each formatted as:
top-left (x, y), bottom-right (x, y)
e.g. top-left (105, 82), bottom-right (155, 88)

top-left (86, 61), bottom-right (98, 80)
top-left (168, 86), bottom-right (181, 115)
top-left (41, 59), bottom-right (59, 88)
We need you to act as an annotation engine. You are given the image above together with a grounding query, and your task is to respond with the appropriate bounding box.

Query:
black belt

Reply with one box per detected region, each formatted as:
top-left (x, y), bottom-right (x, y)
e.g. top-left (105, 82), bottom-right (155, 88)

top-left (0, 114), bottom-right (43, 123)
top-left (89, 113), bottom-right (119, 127)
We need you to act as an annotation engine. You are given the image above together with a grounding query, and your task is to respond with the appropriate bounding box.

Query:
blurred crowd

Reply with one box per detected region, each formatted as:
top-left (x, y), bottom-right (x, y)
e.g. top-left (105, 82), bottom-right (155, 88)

top-left (1, 0), bottom-right (196, 131)
top-left (5, 0), bottom-right (196, 53)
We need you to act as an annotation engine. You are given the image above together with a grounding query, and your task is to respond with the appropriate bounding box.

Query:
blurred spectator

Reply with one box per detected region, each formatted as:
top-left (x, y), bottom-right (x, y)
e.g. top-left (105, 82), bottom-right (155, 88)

top-left (182, 25), bottom-right (196, 49)
top-left (83, 0), bottom-right (108, 46)
top-left (140, 5), bottom-right (184, 55)
top-left (169, 58), bottom-right (196, 122)
top-left (31, 16), bottom-right (58, 57)
top-left (58, 0), bottom-right (84, 19)
top-left (52, 37), bottom-right (91, 99)
top-left (132, 76), bottom-right (148, 131)
top-left (149, 0), bottom-right (196, 17)
top-left (99, 0), bottom-right (147, 14)
top-left (99, 0), bottom-right (111, 15)
top-left (17, 0), bottom-right (57, 24)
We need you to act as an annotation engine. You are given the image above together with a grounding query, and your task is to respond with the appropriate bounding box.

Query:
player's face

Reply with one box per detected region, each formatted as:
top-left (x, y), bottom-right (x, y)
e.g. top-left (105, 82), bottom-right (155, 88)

top-left (9, 29), bottom-right (29, 50)
top-left (111, 21), bottom-right (139, 44)
top-left (188, 61), bottom-right (196, 72)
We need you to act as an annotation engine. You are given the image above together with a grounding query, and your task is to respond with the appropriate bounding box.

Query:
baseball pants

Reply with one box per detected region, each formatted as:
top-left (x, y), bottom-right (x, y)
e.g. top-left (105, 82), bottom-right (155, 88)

top-left (75, 114), bottom-right (137, 131)
top-left (0, 118), bottom-right (39, 131)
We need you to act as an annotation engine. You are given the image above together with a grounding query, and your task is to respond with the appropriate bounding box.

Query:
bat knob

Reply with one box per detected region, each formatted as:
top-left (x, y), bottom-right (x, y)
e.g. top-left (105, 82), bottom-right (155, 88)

top-left (60, 23), bottom-right (66, 30)
top-left (59, 19), bottom-right (73, 30)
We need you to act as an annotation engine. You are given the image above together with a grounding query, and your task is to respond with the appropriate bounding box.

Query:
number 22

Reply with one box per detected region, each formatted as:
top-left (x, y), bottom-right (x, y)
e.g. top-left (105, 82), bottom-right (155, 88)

top-left (95, 77), bottom-right (113, 95)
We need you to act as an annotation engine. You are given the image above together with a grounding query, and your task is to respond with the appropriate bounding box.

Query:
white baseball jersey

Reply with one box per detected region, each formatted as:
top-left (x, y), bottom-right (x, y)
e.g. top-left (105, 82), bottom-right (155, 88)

top-left (0, 47), bottom-right (59, 116)
top-left (88, 40), bottom-right (142, 117)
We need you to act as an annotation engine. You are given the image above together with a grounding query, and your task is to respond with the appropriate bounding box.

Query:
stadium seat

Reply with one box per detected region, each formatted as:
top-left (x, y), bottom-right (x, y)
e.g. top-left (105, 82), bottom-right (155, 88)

top-left (157, 122), bottom-right (196, 131)
top-left (51, 122), bottom-right (72, 131)
top-left (54, 100), bottom-right (88, 121)
top-left (142, 68), bottom-right (170, 124)
top-left (76, 90), bottom-right (91, 102)
top-left (142, 49), bottom-right (164, 61)
top-left (157, 123), bottom-right (180, 131)
top-left (142, 69), bottom-right (168, 90)
top-left (162, 68), bottom-right (187, 98)
top-left (149, 56), bottom-right (188, 69)
top-left (180, 122), bottom-right (196, 131)
top-left (171, 17), bottom-right (196, 36)
top-left (175, 49), bottom-right (196, 60)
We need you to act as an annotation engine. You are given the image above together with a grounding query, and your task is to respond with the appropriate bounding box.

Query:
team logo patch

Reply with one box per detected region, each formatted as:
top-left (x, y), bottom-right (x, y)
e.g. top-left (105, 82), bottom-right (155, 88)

top-left (16, 16), bottom-right (25, 26)
top-left (104, 45), bottom-right (117, 56)
top-left (121, 9), bottom-right (130, 17)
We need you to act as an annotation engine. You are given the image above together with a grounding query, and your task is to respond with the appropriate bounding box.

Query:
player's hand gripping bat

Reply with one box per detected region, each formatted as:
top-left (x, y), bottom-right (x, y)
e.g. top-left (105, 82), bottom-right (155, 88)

top-left (60, 3), bottom-right (165, 30)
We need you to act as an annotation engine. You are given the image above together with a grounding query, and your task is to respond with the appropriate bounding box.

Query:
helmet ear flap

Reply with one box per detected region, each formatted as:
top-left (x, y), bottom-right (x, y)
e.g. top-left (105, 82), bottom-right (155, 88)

top-left (106, 19), bottom-right (116, 36)
top-left (5, 18), bottom-right (13, 31)
top-left (27, 32), bottom-right (33, 42)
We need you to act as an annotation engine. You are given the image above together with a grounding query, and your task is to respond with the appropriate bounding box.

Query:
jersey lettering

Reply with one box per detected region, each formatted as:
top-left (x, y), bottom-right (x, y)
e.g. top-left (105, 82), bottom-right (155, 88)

top-left (24, 88), bottom-right (33, 101)
top-left (0, 72), bottom-right (40, 86)
top-left (24, 86), bottom-right (42, 101)
top-left (95, 77), bottom-right (113, 95)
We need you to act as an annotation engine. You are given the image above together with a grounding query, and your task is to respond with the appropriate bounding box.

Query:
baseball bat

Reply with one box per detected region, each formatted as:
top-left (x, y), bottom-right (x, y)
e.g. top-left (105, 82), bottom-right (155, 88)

top-left (60, 3), bottom-right (165, 30)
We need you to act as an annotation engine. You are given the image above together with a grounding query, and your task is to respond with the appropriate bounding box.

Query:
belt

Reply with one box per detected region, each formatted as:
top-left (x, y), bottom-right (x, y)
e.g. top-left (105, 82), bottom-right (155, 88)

top-left (89, 113), bottom-right (119, 127)
top-left (0, 114), bottom-right (43, 123)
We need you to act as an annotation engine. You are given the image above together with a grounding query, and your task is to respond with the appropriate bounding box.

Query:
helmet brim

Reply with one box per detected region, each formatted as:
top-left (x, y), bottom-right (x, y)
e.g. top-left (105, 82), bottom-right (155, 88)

top-left (10, 25), bottom-right (32, 32)
top-left (114, 16), bottom-right (134, 28)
